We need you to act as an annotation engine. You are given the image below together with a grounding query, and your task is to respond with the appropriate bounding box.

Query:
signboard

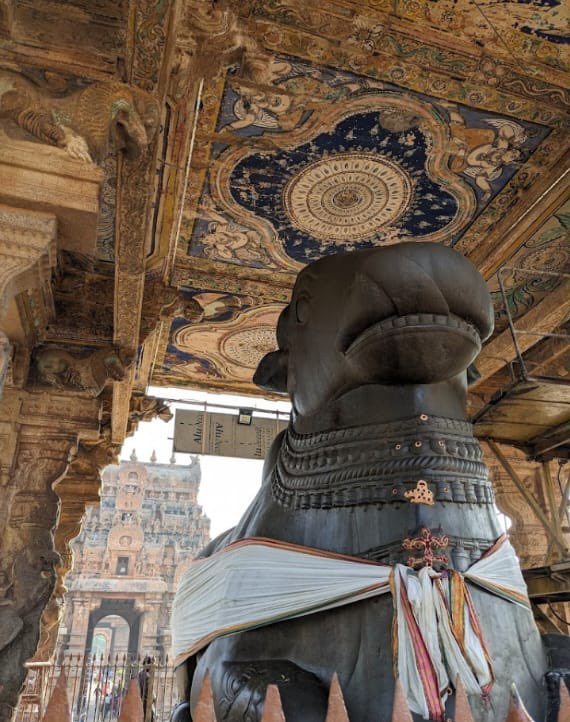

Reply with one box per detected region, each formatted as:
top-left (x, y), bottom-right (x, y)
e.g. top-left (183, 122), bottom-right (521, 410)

top-left (173, 408), bottom-right (289, 460)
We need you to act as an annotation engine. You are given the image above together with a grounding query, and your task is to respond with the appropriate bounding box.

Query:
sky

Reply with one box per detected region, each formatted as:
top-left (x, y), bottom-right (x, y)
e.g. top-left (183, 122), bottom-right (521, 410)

top-left (120, 386), bottom-right (291, 538)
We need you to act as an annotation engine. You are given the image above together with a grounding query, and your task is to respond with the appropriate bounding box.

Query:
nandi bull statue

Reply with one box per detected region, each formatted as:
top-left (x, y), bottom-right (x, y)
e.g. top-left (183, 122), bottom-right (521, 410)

top-left (172, 242), bottom-right (553, 722)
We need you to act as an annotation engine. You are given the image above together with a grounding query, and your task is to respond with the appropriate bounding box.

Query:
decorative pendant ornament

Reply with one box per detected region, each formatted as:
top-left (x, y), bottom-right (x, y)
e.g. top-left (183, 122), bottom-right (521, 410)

top-left (404, 479), bottom-right (434, 506)
top-left (402, 527), bottom-right (449, 568)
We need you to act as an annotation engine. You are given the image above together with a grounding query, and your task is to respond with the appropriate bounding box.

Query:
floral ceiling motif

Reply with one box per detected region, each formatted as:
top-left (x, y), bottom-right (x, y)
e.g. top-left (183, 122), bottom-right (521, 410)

top-left (183, 57), bottom-right (549, 272)
top-left (159, 290), bottom-right (283, 392)
top-left (151, 4), bottom-right (568, 395)
top-left (489, 199), bottom-right (570, 328)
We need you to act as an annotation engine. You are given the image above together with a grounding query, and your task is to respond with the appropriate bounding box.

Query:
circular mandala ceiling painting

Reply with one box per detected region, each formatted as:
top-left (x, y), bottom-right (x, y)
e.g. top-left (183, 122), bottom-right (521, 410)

top-left (224, 107), bottom-right (471, 265)
top-left (283, 153), bottom-right (413, 241)
top-left (221, 327), bottom-right (277, 369)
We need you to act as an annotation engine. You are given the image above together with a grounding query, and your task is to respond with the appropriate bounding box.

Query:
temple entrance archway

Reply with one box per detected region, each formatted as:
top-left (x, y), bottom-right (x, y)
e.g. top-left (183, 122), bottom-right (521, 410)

top-left (91, 615), bottom-right (130, 658)
top-left (85, 600), bottom-right (142, 658)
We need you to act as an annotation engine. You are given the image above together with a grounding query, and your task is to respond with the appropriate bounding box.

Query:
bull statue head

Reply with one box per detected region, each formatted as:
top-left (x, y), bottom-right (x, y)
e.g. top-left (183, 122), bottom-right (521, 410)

top-left (254, 242), bottom-right (494, 417)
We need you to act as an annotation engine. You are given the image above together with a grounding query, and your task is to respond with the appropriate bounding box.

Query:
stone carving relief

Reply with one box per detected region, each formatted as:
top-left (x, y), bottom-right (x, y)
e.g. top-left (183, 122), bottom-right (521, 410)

top-left (0, 331), bottom-right (11, 398)
top-left (0, 204), bottom-right (57, 318)
top-left (0, 70), bottom-right (160, 163)
top-left (140, 280), bottom-right (204, 343)
top-left (179, 1), bottom-right (259, 83)
top-left (33, 346), bottom-right (130, 396)
top-left (0, 543), bottom-right (60, 655)
top-left (128, 395), bottom-right (173, 428)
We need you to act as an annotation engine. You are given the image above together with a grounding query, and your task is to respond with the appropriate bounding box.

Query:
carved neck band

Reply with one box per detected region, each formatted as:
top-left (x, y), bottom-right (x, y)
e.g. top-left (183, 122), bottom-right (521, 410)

top-left (272, 414), bottom-right (494, 510)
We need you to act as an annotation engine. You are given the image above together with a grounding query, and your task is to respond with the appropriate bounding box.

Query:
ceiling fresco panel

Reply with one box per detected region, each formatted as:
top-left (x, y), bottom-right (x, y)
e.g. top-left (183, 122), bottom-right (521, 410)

top-left (182, 57), bottom-right (550, 273)
top-left (158, 288), bottom-right (285, 394)
top-left (150, 2), bottom-right (569, 396)
top-left (489, 198), bottom-right (570, 330)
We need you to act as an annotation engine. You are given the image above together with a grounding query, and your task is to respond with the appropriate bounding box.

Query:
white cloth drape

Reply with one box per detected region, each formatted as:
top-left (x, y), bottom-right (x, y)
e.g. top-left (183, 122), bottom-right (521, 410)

top-left (171, 536), bottom-right (530, 719)
top-left (172, 539), bottom-right (391, 662)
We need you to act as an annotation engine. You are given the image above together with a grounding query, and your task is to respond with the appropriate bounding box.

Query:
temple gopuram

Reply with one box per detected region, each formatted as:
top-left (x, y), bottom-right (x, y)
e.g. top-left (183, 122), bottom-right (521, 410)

top-left (0, 0), bottom-right (568, 720)
top-left (56, 454), bottom-right (210, 661)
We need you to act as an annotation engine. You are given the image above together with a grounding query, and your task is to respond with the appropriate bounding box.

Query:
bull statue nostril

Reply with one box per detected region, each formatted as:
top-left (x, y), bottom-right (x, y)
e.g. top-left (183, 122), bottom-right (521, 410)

top-left (253, 350), bottom-right (288, 394)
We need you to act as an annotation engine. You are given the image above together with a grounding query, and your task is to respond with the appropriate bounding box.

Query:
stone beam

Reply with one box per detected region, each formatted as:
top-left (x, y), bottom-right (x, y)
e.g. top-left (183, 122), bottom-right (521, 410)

top-left (0, 139), bottom-right (103, 256)
top-left (472, 279), bottom-right (570, 386)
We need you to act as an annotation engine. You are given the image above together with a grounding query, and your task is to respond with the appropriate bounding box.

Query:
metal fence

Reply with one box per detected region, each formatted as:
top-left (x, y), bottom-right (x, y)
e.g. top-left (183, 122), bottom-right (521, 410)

top-left (15, 655), bottom-right (178, 722)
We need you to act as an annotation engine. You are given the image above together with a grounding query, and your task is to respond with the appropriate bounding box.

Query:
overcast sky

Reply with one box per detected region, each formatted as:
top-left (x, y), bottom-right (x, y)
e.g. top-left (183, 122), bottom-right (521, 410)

top-left (120, 386), bottom-right (291, 538)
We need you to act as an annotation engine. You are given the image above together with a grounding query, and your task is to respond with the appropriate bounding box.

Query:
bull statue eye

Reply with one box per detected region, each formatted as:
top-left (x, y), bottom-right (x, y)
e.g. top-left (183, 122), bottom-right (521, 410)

top-left (295, 295), bottom-right (310, 324)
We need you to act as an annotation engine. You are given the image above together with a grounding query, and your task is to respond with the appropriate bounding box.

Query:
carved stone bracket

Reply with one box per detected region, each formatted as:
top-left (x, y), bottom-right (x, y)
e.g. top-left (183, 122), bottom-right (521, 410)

top-left (0, 204), bottom-right (56, 319)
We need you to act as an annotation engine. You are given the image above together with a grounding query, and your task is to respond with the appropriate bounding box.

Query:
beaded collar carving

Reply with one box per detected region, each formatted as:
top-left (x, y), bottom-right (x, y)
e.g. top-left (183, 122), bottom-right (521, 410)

top-left (271, 414), bottom-right (494, 510)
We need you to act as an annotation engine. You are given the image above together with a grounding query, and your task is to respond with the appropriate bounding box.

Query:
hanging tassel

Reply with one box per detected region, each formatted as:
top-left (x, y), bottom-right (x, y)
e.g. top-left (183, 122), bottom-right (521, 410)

top-left (504, 684), bottom-right (536, 722)
top-left (41, 671), bottom-right (71, 722)
top-left (325, 673), bottom-right (350, 722)
top-left (558, 679), bottom-right (570, 722)
top-left (454, 676), bottom-right (475, 722)
top-left (392, 678), bottom-right (414, 722)
top-left (117, 679), bottom-right (144, 722)
top-left (260, 684), bottom-right (286, 722)
top-left (194, 673), bottom-right (217, 722)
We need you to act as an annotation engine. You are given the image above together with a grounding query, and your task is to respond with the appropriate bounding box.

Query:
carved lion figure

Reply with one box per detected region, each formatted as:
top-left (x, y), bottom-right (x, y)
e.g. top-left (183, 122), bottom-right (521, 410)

top-left (34, 346), bottom-right (129, 396)
top-left (0, 70), bottom-right (159, 163)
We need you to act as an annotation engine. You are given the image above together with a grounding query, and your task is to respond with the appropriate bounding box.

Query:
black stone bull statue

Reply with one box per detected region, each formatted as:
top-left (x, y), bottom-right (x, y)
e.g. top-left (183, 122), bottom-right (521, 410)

top-left (173, 242), bottom-right (550, 721)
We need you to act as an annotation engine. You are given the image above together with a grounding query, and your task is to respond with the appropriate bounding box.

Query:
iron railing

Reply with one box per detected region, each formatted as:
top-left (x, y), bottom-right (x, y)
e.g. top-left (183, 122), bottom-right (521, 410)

top-left (15, 655), bottom-right (178, 722)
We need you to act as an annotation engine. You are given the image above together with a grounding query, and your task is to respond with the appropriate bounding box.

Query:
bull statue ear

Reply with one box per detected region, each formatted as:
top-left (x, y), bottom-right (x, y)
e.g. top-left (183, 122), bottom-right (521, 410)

top-left (253, 350), bottom-right (288, 394)
top-left (467, 363), bottom-right (481, 385)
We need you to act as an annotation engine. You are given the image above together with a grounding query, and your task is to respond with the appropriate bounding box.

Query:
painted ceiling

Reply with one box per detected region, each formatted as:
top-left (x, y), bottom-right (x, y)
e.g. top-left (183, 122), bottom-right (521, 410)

top-left (150, 0), bottom-right (569, 397)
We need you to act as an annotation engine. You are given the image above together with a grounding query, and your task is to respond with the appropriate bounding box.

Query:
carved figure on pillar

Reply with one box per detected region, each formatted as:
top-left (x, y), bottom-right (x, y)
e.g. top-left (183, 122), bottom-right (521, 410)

top-left (0, 71), bottom-right (159, 163)
top-left (33, 346), bottom-right (129, 396)
top-left (173, 243), bottom-right (548, 721)
top-left (0, 432), bottom-right (75, 722)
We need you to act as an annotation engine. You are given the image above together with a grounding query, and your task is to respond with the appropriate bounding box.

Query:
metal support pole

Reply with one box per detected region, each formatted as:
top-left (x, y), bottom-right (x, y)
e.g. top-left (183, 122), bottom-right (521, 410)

top-left (542, 462), bottom-right (566, 563)
top-left (487, 440), bottom-right (568, 557)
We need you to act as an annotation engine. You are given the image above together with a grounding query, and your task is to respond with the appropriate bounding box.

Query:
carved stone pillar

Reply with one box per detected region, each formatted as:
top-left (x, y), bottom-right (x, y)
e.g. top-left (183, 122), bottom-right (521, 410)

top-left (0, 388), bottom-right (101, 722)
top-left (32, 437), bottom-right (120, 663)
top-left (0, 205), bottom-right (57, 399)
top-left (484, 443), bottom-right (568, 568)
top-left (0, 331), bottom-right (11, 399)
top-left (0, 204), bottom-right (57, 318)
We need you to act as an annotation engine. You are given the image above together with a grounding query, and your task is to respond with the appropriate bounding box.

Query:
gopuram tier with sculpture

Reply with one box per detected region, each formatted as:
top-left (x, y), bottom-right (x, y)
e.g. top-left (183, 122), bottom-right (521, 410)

top-left (0, 1), bottom-right (568, 722)
top-left (58, 454), bottom-right (210, 662)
